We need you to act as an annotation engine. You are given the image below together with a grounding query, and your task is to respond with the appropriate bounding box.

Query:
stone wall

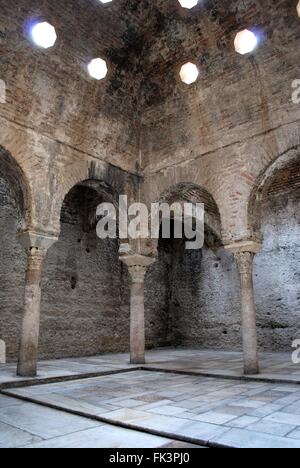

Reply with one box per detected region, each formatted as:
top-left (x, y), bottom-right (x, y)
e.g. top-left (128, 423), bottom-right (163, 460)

top-left (145, 246), bottom-right (173, 349)
top-left (39, 185), bottom-right (131, 360)
top-left (146, 230), bottom-right (243, 351)
top-left (139, 0), bottom-right (300, 354)
top-left (168, 245), bottom-right (242, 350)
top-left (0, 0), bottom-right (143, 239)
top-left (145, 184), bottom-right (300, 354)
top-left (0, 177), bottom-right (26, 361)
top-left (254, 188), bottom-right (300, 351)
top-left (140, 0), bottom-right (300, 243)
top-left (0, 181), bottom-right (173, 362)
top-left (1, 0), bottom-right (300, 360)
top-left (0, 0), bottom-right (143, 174)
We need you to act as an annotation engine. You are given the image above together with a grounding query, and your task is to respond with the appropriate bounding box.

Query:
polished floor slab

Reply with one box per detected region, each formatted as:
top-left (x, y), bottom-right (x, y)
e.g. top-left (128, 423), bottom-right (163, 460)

top-left (1, 349), bottom-right (300, 390)
top-left (5, 369), bottom-right (300, 448)
top-left (0, 353), bottom-right (135, 388)
top-left (0, 394), bottom-right (196, 448)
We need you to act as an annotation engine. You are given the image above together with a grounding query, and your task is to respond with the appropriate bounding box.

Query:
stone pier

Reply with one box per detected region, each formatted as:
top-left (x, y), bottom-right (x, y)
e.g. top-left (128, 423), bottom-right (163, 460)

top-left (120, 254), bottom-right (155, 365)
top-left (17, 231), bottom-right (58, 377)
top-left (226, 241), bottom-right (262, 375)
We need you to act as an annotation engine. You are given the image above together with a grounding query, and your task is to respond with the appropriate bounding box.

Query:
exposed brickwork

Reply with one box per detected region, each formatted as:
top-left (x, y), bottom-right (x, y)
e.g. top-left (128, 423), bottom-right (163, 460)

top-left (0, 0), bottom-right (300, 360)
top-left (140, 0), bottom-right (300, 242)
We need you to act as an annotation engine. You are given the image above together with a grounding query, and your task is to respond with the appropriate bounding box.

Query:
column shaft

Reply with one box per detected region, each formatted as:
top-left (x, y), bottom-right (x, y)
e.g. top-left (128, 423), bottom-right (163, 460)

top-left (130, 280), bottom-right (146, 364)
top-left (120, 254), bottom-right (155, 365)
top-left (17, 248), bottom-right (46, 377)
top-left (235, 251), bottom-right (259, 375)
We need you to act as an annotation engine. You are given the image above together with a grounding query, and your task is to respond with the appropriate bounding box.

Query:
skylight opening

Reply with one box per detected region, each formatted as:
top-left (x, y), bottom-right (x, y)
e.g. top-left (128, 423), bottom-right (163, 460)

top-left (30, 21), bottom-right (57, 49)
top-left (234, 29), bottom-right (258, 55)
top-left (179, 62), bottom-right (199, 85)
top-left (87, 58), bottom-right (108, 80)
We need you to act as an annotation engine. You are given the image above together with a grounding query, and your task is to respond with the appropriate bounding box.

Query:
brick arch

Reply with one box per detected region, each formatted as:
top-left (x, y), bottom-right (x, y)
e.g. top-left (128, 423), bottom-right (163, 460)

top-left (157, 181), bottom-right (222, 247)
top-left (222, 124), bottom-right (300, 243)
top-left (74, 179), bottom-right (120, 209)
top-left (248, 146), bottom-right (300, 240)
top-left (51, 159), bottom-right (135, 234)
top-left (0, 145), bottom-right (32, 230)
top-left (142, 160), bottom-right (237, 245)
top-left (59, 178), bottom-right (123, 233)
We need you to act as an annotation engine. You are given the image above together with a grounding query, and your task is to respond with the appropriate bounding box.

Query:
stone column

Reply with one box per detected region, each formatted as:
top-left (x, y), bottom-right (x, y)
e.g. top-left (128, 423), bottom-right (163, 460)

top-left (225, 241), bottom-right (262, 375)
top-left (17, 231), bottom-right (58, 377)
top-left (0, 340), bottom-right (5, 364)
top-left (120, 254), bottom-right (155, 365)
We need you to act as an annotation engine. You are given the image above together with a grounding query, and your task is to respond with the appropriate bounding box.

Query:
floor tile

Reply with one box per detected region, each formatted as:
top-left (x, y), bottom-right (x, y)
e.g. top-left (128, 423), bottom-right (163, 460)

top-left (22, 425), bottom-right (173, 449)
top-left (0, 402), bottom-right (101, 439)
top-left (247, 420), bottom-right (296, 437)
top-left (0, 421), bottom-right (42, 448)
top-left (211, 428), bottom-right (300, 448)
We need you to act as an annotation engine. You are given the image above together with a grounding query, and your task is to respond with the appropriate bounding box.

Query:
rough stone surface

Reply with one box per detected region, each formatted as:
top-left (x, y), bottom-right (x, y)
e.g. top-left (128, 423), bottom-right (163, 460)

top-left (0, 183), bottom-right (166, 362)
top-left (254, 188), bottom-right (300, 351)
top-left (0, 178), bottom-right (26, 361)
top-left (140, 0), bottom-right (300, 244)
top-left (147, 234), bottom-right (242, 351)
top-left (0, 0), bottom-right (300, 361)
top-left (0, 340), bottom-right (5, 364)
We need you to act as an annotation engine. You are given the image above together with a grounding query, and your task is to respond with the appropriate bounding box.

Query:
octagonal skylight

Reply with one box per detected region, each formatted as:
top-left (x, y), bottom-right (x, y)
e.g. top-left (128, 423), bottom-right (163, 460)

top-left (30, 22), bottom-right (57, 49)
top-left (234, 29), bottom-right (258, 55)
top-left (88, 58), bottom-right (108, 80)
top-left (180, 62), bottom-right (199, 85)
top-left (178, 0), bottom-right (198, 9)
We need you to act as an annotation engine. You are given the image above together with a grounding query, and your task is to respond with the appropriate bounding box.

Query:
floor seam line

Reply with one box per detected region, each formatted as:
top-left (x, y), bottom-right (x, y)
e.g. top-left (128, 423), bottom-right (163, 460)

top-left (140, 366), bottom-right (300, 385)
top-left (0, 413), bottom-right (47, 442)
top-left (0, 367), bottom-right (142, 390)
top-left (0, 389), bottom-right (229, 449)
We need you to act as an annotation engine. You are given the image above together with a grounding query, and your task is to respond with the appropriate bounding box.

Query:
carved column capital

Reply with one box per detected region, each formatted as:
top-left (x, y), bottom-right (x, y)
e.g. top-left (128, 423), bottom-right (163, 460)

top-left (224, 240), bottom-right (262, 255)
top-left (234, 251), bottom-right (255, 276)
top-left (225, 240), bottom-right (262, 277)
top-left (128, 265), bottom-right (148, 284)
top-left (120, 254), bottom-right (156, 284)
top-left (17, 231), bottom-right (58, 254)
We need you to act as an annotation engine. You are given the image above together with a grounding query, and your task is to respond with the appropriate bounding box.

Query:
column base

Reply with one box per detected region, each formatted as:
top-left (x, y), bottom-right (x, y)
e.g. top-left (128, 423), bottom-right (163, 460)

top-left (244, 365), bottom-right (260, 376)
top-left (130, 357), bottom-right (146, 365)
top-left (17, 362), bottom-right (37, 378)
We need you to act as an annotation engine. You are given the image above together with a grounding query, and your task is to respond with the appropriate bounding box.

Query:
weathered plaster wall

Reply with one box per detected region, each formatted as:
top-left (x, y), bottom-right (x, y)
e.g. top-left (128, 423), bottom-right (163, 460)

top-left (169, 245), bottom-right (242, 350)
top-left (146, 184), bottom-right (300, 353)
top-left (0, 182), bottom-right (169, 362)
top-left (148, 232), bottom-right (242, 351)
top-left (0, 178), bottom-right (26, 361)
top-left (138, 1), bottom-right (300, 353)
top-left (1, 0), bottom-right (300, 360)
top-left (40, 210), bottom-right (131, 359)
top-left (254, 188), bottom-right (300, 351)
top-left (145, 246), bottom-right (173, 349)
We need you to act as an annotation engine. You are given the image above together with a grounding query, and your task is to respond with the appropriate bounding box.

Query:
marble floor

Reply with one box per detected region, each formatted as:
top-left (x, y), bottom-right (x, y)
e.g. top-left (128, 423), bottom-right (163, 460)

top-left (4, 370), bottom-right (300, 448)
top-left (0, 393), bottom-right (201, 448)
top-left (1, 349), bottom-right (300, 448)
top-left (1, 348), bottom-right (300, 388)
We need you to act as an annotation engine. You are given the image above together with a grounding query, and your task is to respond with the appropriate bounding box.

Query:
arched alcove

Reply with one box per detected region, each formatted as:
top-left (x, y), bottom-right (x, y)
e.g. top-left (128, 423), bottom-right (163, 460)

top-left (0, 147), bottom-right (29, 361)
top-left (145, 182), bottom-right (242, 351)
top-left (249, 153), bottom-right (300, 351)
top-left (39, 179), bottom-right (130, 359)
